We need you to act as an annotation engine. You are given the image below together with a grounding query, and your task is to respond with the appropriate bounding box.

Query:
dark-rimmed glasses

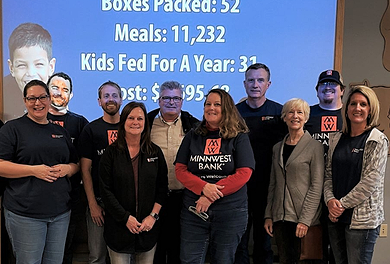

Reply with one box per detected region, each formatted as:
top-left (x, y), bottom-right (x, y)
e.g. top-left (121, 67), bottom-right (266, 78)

top-left (24, 95), bottom-right (50, 103)
top-left (159, 96), bottom-right (183, 103)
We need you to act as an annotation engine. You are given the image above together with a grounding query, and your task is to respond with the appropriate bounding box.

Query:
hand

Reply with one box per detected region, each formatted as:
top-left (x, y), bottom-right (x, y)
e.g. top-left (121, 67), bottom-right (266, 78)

top-left (139, 215), bottom-right (156, 232)
top-left (33, 164), bottom-right (60, 182)
top-left (329, 214), bottom-right (339, 223)
top-left (51, 164), bottom-right (71, 178)
top-left (264, 218), bottom-right (273, 237)
top-left (202, 183), bottom-right (224, 202)
top-left (327, 198), bottom-right (345, 218)
top-left (89, 202), bottom-right (105, 227)
top-left (195, 195), bottom-right (212, 213)
top-left (126, 215), bottom-right (142, 234)
top-left (296, 223), bottom-right (308, 238)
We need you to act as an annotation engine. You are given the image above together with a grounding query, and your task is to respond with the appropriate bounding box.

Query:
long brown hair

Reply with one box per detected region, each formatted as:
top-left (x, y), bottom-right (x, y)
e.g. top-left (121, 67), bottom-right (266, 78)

top-left (195, 89), bottom-right (248, 139)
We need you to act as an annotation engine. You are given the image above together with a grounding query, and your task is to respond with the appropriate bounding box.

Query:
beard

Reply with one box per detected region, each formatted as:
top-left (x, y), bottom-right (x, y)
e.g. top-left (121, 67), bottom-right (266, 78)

top-left (102, 102), bottom-right (120, 116)
top-left (322, 98), bottom-right (334, 104)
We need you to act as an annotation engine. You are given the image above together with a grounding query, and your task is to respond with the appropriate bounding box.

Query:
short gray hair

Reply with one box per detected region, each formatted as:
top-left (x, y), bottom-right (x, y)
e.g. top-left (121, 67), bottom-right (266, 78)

top-left (160, 81), bottom-right (183, 95)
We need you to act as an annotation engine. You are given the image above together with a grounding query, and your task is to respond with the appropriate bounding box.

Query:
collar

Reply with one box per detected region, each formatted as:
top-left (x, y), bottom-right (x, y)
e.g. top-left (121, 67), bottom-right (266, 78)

top-left (158, 111), bottom-right (181, 125)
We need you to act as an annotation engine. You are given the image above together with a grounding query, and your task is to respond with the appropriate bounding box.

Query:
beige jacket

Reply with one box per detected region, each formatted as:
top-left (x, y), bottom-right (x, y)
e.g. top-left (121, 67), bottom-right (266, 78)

top-left (265, 131), bottom-right (324, 227)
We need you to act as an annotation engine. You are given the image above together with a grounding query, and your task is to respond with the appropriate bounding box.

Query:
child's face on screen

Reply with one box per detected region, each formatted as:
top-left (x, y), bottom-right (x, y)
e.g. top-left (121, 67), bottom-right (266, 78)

top-left (8, 46), bottom-right (56, 92)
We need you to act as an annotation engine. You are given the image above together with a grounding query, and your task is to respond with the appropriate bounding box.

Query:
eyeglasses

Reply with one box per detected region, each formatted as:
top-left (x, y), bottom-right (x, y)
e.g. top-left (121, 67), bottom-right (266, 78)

top-left (25, 95), bottom-right (50, 103)
top-left (318, 82), bottom-right (339, 89)
top-left (159, 96), bottom-right (183, 103)
top-left (188, 206), bottom-right (209, 221)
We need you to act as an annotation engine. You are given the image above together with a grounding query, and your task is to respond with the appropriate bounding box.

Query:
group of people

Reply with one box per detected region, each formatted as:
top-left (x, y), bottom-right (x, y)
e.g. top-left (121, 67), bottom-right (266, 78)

top-left (0, 49), bottom-right (388, 264)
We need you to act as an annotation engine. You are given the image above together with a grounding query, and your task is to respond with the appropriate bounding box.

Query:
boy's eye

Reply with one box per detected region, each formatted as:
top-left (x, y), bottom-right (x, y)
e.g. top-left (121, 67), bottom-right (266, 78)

top-left (16, 63), bottom-right (26, 68)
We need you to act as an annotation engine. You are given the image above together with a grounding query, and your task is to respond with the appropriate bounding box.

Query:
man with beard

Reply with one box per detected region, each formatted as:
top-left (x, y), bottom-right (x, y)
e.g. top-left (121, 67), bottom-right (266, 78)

top-left (235, 63), bottom-right (287, 264)
top-left (79, 81), bottom-right (123, 264)
top-left (305, 70), bottom-right (344, 149)
top-left (305, 70), bottom-right (344, 264)
top-left (47, 72), bottom-right (89, 264)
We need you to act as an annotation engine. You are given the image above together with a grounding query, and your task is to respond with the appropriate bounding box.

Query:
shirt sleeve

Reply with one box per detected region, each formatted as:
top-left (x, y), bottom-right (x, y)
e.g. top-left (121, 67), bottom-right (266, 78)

top-left (78, 125), bottom-right (93, 159)
top-left (216, 167), bottom-right (252, 196)
top-left (175, 162), bottom-right (207, 195)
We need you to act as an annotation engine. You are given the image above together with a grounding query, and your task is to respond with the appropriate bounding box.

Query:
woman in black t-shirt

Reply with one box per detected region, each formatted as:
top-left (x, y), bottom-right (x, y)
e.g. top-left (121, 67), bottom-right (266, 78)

top-left (175, 89), bottom-right (255, 264)
top-left (324, 85), bottom-right (388, 264)
top-left (0, 80), bottom-right (79, 264)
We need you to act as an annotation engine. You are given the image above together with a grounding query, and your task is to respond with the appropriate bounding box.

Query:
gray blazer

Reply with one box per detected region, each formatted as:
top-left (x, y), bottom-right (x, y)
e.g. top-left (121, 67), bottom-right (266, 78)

top-left (265, 131), bottom-right (324, 227)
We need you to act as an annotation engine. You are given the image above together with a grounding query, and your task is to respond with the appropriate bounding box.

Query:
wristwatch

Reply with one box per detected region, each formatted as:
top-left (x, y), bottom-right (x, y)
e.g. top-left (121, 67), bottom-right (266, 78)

top-left (150, 212), bottom-right (159, 220)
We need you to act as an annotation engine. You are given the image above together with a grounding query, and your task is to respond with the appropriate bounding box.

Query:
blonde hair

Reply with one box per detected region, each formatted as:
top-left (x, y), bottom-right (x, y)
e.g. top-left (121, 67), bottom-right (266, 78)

top-left (342, 85), bottom-right (380, 134)
top-left (281, 98), bottom-right (310, 121)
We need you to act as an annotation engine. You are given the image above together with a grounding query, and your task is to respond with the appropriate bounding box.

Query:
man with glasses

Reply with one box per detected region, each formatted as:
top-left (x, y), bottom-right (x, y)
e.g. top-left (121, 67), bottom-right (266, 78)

top-left (305, 70), bottom-right (344, 149)
top-left (148, 81), bottom-right (199, 264)
top-left (305, 69), bottom-right (344, 264)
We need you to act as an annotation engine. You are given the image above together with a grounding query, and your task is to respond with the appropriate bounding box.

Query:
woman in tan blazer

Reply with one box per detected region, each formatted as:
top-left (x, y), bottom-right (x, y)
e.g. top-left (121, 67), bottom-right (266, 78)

top-left (264, 98), bottom-right (324, 264)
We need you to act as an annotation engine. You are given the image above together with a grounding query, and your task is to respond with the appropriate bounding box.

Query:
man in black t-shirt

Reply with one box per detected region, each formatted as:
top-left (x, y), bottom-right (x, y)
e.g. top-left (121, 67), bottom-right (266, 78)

top-left (79, 81), bottom-right (123, 264)
top-left (47, 72), bottom-right (89, 264)
top-left (305, 70), bottom-right (345, 264)
top-left (306, 70), bottom-right (344, 152)
top-left (235, 63), bottom-right (287, 264)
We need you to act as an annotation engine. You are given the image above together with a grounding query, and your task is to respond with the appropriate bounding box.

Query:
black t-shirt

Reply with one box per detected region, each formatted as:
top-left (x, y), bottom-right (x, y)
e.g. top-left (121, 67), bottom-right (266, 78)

top-left (305, 104), bottom-right (342, 153)
top-left (78, 117), bottom-right (119, 198)
top-left (175, 130), bottom-right (255, 210)
top-left (332, 131), bottom-right (369, 224)
top-left (0, 115), bottom-right (78, 218)
top-left (283, 144), bottom-right (295, 167)
top-left (236, 99), bottom-right (287, 204)
top-left (48, 111), bottom-right (89, 203)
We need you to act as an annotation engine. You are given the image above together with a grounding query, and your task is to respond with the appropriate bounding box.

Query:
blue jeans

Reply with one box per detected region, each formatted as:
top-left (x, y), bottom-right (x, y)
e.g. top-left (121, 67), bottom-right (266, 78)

top-left (108, 245), bottom-right (156, 264)
top-left (86, 206), bottom-right (108, 264)
top-left (328, 220), bottom-right (379, 264)
top-left (180, 206), bottom-right (248, 264)
top-left (235, 204), bottom-right (273, 264)
top-left (4, 208), bottom-right (70, 264)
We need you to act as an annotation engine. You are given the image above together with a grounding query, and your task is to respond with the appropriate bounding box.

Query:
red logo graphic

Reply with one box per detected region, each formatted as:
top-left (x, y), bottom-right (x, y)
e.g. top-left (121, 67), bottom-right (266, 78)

top-left (204, 138), bottom-right (221, 155)
top-left (107, 130), bottom-right (118, 145)
top-left (52, 120), bottom-right (64, 127)
top-left (321, 116), bottom-right (337, 132)
top-left (326, 70), bottom-right (333, 76)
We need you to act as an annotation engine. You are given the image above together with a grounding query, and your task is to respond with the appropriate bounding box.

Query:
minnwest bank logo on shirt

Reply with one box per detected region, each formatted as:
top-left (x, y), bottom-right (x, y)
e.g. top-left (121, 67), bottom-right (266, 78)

top-left (204, 138), bottom-right (221, 155)
top-left (189, 138), bottom-right (232, 171)
top-left (321, 116), bottom-right (338, 132)
top-left (107, 130), bottom-right (118, 145)
top-left (97, 130), bottom-right (118, 156)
